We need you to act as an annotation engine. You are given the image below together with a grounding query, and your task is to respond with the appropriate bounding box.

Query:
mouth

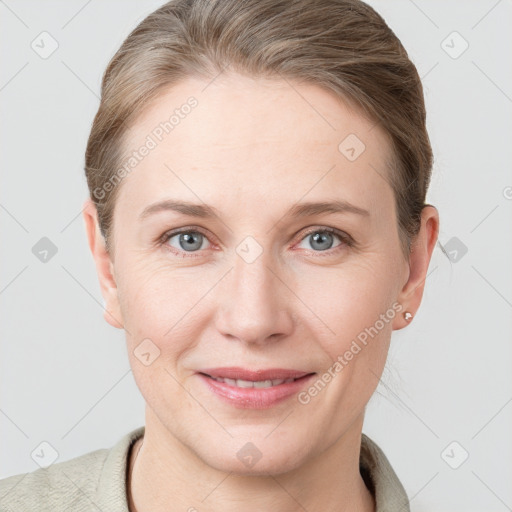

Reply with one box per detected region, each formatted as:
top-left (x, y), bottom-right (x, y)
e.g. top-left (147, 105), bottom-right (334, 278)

top-left (197, 367), bottom-right (315, 384)
top-left (196, 367), bottom-right (317, 409)
top-left (198, 372), bottom-right (313, 388)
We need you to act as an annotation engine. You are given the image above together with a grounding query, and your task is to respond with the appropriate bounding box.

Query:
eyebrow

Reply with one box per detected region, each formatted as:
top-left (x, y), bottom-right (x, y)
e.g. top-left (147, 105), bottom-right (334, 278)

top-left (139, 199), bottom-right (370, 221)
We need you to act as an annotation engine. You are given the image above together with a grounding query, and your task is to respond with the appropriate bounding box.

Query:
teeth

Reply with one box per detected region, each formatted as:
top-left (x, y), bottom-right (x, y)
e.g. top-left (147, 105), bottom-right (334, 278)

top-left (210, 376), bottom-right (296, 387)
top-left (253, 380), bottom-right (275, 388)
top-left (235, 379), bottom-right (254, 388)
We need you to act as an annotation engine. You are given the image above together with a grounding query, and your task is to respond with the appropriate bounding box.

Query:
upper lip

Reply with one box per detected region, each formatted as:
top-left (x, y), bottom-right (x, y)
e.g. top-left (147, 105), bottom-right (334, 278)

top-left (198, 367), bottom-right (315, 381)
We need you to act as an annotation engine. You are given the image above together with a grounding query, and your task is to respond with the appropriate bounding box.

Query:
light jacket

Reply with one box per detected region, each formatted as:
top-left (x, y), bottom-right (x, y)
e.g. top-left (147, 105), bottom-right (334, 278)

top-left (0, 426), bottom-right (410, 511)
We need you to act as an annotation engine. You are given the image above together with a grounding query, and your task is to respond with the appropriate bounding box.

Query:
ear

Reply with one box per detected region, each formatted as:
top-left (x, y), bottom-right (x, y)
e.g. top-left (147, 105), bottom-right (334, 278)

top-left (82, 197), bottom-right (124, 329)
top-left (393, 205), bottom-right (439, 330)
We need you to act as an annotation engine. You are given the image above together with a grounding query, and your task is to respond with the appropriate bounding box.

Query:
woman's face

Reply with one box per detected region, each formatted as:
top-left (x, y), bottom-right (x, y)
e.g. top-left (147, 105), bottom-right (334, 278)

top-left (91, 73), bottom-right (417, 474)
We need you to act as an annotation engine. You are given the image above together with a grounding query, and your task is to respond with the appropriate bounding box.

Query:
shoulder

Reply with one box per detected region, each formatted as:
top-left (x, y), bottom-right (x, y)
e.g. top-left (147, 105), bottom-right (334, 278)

top-left (360, 433), bottom-right (410, 512)
top-left (0, 447), bottom-right (109, 511)
top-left (0, 426), bottom-right (145, 512)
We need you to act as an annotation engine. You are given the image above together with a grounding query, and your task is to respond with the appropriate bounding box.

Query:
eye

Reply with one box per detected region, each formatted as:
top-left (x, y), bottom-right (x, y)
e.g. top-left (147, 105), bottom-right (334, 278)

top-left (295, 227), bottom-right (353, 254)
top-left (158, 226), bottom-right (354, 258)
top-left (159, 228), bottom-right (212, 257)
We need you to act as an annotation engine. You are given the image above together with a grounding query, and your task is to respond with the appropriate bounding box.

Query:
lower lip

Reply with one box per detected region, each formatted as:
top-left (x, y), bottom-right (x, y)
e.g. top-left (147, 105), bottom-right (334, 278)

top-left (197, 373), bottom-right (316, 409)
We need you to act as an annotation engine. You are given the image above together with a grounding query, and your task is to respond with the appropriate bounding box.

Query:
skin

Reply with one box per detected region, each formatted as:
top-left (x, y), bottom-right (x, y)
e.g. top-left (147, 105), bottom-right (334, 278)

top-left (83, 73), bottom-right (439, 512)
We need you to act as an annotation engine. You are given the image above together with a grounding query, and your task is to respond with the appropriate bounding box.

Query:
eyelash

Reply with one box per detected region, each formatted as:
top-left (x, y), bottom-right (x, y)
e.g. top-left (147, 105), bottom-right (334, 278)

top-left (157, 225), bottom-right (355, 258)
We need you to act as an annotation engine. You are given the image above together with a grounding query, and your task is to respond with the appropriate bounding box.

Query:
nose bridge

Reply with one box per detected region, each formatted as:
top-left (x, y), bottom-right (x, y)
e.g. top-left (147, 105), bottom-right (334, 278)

top-left (216, 242), bottom-right (292, 344)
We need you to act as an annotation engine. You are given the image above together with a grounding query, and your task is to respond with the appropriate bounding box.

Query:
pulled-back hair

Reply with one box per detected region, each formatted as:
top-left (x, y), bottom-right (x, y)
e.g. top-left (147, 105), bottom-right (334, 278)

top-left (85, 0), bottom-right (433, 259)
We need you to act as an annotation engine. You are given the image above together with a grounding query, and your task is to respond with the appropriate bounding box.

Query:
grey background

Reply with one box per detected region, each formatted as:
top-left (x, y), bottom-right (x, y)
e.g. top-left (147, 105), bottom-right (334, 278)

top-left (1, 1), bottom-right (511, 511)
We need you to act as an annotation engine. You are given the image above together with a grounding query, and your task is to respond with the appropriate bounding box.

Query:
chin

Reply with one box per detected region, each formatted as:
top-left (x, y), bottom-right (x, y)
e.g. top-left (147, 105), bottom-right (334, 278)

top-left (197, 436), bottom-right (311, 477)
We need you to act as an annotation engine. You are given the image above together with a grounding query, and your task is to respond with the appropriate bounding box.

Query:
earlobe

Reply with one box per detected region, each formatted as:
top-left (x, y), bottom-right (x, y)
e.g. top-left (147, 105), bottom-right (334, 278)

top-left (392, 205), bottom-right (440, 331)
top-left (82, 198), bottom-right (125, 330)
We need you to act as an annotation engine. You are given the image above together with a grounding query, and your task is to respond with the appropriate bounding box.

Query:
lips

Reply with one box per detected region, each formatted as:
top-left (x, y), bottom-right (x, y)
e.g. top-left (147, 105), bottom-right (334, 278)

top-left (198, 367), bottom-right (313, 381)
top-left (196, 368), bottom-right (317, 409)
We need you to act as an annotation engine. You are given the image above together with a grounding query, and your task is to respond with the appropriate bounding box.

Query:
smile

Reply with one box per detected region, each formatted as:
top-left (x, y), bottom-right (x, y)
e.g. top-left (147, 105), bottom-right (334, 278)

top-left (197, 371), bottom-right (317, 409)
top-left (206, 376), bottom-right (298, 388)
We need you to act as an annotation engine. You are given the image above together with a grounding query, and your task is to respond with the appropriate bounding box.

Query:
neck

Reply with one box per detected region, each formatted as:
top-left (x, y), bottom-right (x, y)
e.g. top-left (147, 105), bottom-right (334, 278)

top-left (128, 409), bottom-right (375, 512)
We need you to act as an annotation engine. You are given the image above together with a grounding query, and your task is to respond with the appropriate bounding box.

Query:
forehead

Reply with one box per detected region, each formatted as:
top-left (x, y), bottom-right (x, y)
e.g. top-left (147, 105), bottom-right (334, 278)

top-left (118, 73), bottom-right (394, 215)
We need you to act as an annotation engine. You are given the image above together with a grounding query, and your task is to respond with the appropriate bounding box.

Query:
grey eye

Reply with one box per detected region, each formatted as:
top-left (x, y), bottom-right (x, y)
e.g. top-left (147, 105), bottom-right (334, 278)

top-left (298, 230), bottom-right (342, 252)
top-left (168, 231), bottom-right (209, 252)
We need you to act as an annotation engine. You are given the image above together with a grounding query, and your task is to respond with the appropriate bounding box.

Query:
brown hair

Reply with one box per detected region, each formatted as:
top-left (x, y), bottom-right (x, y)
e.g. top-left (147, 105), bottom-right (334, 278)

top-left (85, 0), bottom-right (433, 259)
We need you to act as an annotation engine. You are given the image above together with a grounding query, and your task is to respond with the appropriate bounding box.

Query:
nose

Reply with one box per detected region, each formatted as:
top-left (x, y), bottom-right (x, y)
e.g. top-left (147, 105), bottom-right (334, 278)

top-left (214, 248), bottom-right (294, 346)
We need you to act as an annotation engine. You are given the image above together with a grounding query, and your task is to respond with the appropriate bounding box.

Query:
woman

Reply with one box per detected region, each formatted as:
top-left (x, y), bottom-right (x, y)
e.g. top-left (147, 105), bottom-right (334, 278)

top-left (0, 0), bottom-right (439, 510)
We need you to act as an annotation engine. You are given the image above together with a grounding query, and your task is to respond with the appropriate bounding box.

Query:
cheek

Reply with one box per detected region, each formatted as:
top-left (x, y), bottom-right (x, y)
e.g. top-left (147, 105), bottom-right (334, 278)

top-left (117, 257), bottom-right (200, 332)
top-left (297, 257), bottom-right (400, 354)
top-left (298, 264), bottom-right (398, 416)
top-left (117, 261), bottom-right (214, 375)
top-left (119, 269), bottom-right (196, 410)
